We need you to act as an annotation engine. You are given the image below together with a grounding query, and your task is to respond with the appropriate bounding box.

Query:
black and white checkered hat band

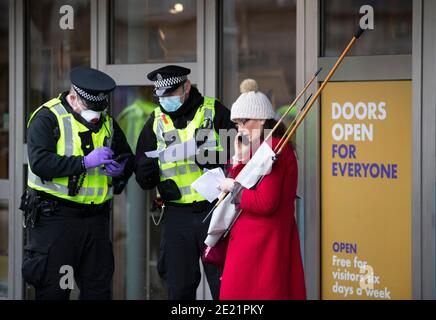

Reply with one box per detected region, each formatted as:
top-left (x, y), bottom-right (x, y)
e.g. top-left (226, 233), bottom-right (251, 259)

top-left (153, 75), bottom-right (187, 89)
top-left (73, 85), bottom-right (108, 102)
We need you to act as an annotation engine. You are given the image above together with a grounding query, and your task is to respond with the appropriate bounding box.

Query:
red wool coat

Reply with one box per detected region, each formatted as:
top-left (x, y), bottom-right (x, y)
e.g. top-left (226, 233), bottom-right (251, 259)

top-left (219, 138), bottom-right (306, 300)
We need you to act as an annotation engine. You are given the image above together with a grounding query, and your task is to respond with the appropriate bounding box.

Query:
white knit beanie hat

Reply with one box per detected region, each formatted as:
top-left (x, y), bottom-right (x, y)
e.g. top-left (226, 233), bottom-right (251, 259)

top-left (230, 79), bottom-right (276, 122)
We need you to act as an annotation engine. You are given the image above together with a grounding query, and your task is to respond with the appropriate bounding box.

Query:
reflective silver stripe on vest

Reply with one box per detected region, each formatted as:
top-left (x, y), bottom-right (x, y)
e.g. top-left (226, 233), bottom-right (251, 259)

top-left (202, 107), bottom-right (217, 149)
top-left (62, 117), bottom-right (74, 156)
top-left (156, 117), bottom-right (166, 151)
top-left (179, 186), bottom-right (192, 196)
top-left (204, 107), bottom-right (213, 124)
top-left (97, 187), bottom-right (112, 197)
top-left (28, 171), bottom-right (95, 197)
top-left (84, 188), bottom-right (95, 197)
top-left (189, 164), bottom-right (200, 173)
top-left (178, 165), bottom-right (187, 175)
top-left (107, 117), bottom-right (114, 147)
top-left (161, 164), bottom-right (199, 178)
top-left (161, 167), bottom-right (177, 178)
top-left (51, 104), bottom-right (74, 157)
top-left (53, 104), bottom-right (68, 116)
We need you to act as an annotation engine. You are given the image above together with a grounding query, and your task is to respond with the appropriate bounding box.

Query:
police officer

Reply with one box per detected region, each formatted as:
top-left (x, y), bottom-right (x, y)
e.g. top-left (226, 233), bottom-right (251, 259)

top-left (135, 65), bottom-right (235, 300)
top-left (21, 67), bottom-right (134, 300)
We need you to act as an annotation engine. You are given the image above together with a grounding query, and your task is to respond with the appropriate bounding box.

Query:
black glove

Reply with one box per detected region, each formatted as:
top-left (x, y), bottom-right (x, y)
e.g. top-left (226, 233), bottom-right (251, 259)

top-left (135, 157), bottom-right (160, 190)
top-left (157, 179), bottom-right (182, 202)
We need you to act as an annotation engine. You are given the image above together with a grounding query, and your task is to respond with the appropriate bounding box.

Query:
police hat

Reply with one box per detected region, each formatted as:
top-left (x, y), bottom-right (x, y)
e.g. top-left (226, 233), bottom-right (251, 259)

top-left (70, 67), bottom-right (116, 111)
top-left (147, 65), bottom-right (190, 97)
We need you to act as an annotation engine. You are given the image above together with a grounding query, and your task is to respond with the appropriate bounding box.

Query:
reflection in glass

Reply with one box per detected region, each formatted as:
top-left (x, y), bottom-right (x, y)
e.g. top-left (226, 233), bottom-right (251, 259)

top-left (0, 200), bottom-right (8, 297)
top-left (26, 0), bottom-right (90, 126)
top-left (0, 0), bottom-right (8, 180)
top-left (109, 0), bottom-right (197, 64)
top-left (111, 86), bottom-right (166, 299)
top-left (321, 0), bottom-right (412, 57)
top-left (221, 0), bottom-right (296, 115)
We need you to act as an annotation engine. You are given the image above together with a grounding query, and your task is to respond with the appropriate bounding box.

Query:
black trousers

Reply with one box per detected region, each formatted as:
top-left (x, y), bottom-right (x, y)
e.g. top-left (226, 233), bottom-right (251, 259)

top-left (22, 206), bottom-right (114, 300)
top-left (158, 204), bottom-right (222, 300)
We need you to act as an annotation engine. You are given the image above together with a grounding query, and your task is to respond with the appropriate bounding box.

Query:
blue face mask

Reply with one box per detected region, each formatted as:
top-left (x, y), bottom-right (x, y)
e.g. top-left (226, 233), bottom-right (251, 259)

top-left (159, 95), bottom-right (183, 113)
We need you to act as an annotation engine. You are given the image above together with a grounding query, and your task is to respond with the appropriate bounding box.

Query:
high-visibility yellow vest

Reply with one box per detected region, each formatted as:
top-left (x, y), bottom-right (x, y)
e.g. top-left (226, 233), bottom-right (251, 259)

top-left (27, 95), bottom-right (114, 205)
top-left (152, 97), bottom-right (222, 204)
top-left (117, 99), bottom-right (157, 151)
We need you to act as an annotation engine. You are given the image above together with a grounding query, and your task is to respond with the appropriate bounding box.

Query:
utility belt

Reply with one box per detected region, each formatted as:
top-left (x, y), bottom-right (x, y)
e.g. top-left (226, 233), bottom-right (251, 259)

top-left (20, 188), bottom-right (110, 228)
top-left (164, 200), bottom-right (214, 213)
top-left (41, 200), bottom-right (110, 218)
top-left (150, 199), bottom-right (215, 227)
top-left (156, 179), bottom-right (215, 213)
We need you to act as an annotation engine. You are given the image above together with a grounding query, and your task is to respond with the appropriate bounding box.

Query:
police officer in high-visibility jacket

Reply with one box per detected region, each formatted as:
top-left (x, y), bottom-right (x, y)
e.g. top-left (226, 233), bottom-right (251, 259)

top-left (21, 67), bottom-right (134, 300)
top-left (135, 65), bottom-right (235, 300)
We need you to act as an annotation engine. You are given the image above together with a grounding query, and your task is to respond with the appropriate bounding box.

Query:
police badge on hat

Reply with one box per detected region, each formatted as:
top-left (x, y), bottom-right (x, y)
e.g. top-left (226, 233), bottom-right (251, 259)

top-left (70, 67), bottom-right (117, 111)
top-left (147, 65), bottom-right (191, 97)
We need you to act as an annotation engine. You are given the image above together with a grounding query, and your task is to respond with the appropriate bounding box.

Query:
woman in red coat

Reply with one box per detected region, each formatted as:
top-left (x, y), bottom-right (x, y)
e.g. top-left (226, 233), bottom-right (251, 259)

top-left (217, 79), bottom-right (306, 300)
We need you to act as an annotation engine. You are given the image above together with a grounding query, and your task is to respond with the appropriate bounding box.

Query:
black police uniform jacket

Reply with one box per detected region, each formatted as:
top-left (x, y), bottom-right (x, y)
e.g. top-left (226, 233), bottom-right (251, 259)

top-left (135, 86), bottom-right (235, 190)
top-left (27, 92), bottom-right (134, 205)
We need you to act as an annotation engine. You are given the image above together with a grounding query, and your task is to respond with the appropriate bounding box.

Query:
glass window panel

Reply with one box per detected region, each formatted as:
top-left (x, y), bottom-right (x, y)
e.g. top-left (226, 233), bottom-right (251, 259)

top-left (109, 0), bottom-right (197, 64)
top-left (111, 86), bottom-right (166, 300)
top-left (25, 0), bottom-right (91, 128)
top-left (321, 0), bottom-right (412, 57)
top-left (0, 200), bottom-right (8, 298)
top-left (221, 0), bottom-right (297, 114)
top-left (0, 0), bottom-right (8, 180)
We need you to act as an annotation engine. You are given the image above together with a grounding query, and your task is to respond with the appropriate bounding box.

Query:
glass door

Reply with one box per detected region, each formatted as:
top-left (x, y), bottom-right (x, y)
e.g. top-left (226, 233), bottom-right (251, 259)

top-left (101, 0), bottom-right (212, 300)
top-left (0, 0), bottom-right (9, 299)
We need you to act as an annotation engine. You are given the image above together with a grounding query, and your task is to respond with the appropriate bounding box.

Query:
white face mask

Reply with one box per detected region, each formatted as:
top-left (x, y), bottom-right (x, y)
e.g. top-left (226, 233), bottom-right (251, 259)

top-left (158, 84), bottom-right (186, 113)
top-left (81, 109), bottom-right (102, 123)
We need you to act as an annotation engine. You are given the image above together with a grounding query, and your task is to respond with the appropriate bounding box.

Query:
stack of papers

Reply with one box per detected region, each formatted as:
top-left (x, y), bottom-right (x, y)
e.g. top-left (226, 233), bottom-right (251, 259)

top-left (191, 168), bottom-right (226, 203)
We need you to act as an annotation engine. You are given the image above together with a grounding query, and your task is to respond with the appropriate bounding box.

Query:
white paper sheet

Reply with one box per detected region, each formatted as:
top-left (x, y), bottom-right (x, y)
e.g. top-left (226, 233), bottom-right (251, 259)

top-left (191, 168), bottom-right (226, 203)
top-left (204, 194), bottom-right (236, 247)
top-left (144, 150), bottom-right (160, 158)
top-left (205, 141), bottom-right (278, 247)
top-left (144, 138), bottom-right (198, 163)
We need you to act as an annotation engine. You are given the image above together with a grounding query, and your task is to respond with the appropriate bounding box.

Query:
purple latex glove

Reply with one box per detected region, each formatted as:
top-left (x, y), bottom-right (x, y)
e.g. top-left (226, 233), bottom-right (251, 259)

top-left (83, 147), bottom-right (114, 169)
top-left (101, 159), bottom-right (127, 177)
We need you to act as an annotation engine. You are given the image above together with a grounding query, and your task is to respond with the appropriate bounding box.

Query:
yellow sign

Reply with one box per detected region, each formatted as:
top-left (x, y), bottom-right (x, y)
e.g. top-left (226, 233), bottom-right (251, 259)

top-left (321, 81), bottom-right (412, 300)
